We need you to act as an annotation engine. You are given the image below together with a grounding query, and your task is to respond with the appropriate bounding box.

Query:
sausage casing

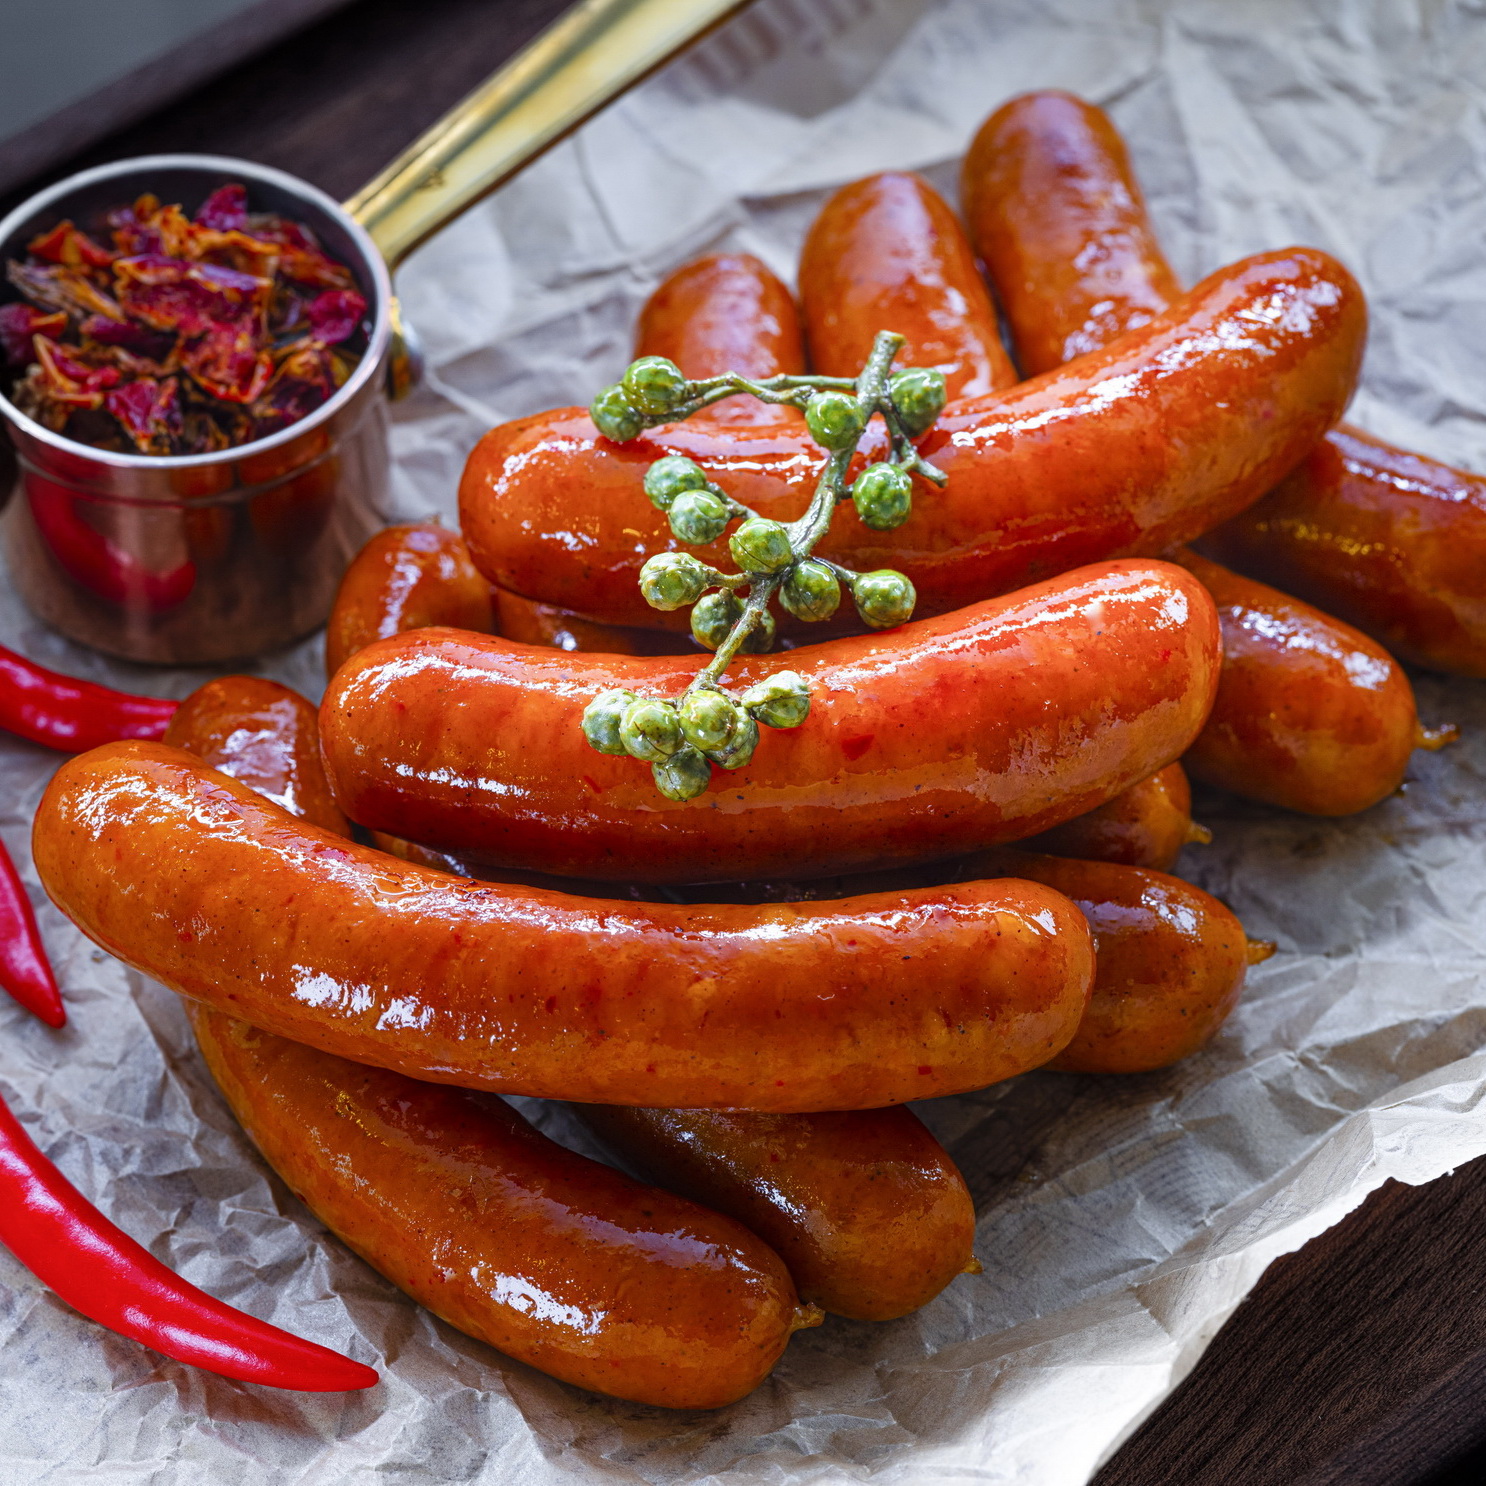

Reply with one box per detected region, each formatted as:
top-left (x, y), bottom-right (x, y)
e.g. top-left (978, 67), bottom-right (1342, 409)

top-left (319, 560), bottom-right (1221, 883)
top-left (799, 172), bottom-right (1017, 399)
top-left (191, 1009), bottom-right (815, 1408)
top-left (577, 1104), bottom-right (977, 1322)
top-left (35, 742), bottom-right (1095, 1111)
top-left (459, 249), bottom-right (1364, 628)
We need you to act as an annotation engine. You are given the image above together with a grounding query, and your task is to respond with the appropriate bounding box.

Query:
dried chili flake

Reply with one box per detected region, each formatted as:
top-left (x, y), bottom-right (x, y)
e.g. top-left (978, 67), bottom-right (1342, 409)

top-left (78, 313), bottom-right (174, 363)
top-left (8, 261), bottom-right (125, 323)
top-left (104, 377), bottom-right (182, 455)
top-left (0, 304), bottom-right (67, 365)
top-left (4, 184), bottom-right (367, 453)
top-left (28, 221), bottom-right (114, 270)
top-left (195, 184), bottom-right (249, 233)
top-left (304, 289), bottom-right (367, 346)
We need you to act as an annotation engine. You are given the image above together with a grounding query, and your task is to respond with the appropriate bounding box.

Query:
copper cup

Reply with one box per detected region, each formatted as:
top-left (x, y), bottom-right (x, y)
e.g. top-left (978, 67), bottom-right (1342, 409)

top-left (0, 0), bottom-right (749, 664)
top-left (0, 157), bottom-right (391, 664)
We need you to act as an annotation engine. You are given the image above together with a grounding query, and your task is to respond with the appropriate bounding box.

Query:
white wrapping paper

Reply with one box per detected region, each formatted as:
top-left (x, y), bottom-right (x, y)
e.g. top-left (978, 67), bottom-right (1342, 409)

top-left (3, 1), bottom-right (1485, 1480)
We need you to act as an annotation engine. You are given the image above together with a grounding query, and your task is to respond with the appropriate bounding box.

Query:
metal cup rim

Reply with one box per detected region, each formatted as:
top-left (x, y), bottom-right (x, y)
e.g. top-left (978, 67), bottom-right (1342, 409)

top-left (0, 152), bottom-right (394, 474)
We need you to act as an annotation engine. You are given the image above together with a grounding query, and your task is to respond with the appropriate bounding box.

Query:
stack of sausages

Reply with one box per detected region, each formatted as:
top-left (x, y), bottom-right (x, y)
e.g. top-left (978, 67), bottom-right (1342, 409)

top-left (31, 92), bottom-right (1479, 1409)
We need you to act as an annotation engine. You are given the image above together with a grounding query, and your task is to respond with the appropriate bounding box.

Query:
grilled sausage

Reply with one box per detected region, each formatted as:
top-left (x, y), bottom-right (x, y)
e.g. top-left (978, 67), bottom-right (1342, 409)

top-left (576, 1104), bottom-right (978, 1321)
top-left (799, 172), bottom-right (1017, 398)
top-left (964, 88), bottom-right (1486, 677)
top-left (35, 741), bottom-right (1095, 1112)
top-left (318, 560), bottom-right (1221, 883)
top-left (1019, 762), bottom-right (1207, 871)
top-left (324, 523), bottom-right (493, 679)
top-left (190, 1008), bottom-right (817, 1408)
top-left (459, 249), bottom-right (1364, 627)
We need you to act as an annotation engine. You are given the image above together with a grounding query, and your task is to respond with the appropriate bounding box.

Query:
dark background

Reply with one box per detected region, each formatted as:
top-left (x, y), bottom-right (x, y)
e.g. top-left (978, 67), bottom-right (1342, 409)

top-left (6, 2), bottom-right (1486, 1480)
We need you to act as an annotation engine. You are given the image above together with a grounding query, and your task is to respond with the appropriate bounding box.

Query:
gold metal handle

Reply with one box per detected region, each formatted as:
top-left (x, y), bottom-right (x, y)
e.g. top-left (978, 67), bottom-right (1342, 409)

top-left (346, 0), bottom-right (752, 269)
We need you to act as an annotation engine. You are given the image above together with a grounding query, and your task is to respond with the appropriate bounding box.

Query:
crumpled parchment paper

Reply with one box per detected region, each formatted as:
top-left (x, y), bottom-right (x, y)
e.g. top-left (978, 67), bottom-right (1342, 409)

top-left (2, 1), bottom-right (1485, 1482)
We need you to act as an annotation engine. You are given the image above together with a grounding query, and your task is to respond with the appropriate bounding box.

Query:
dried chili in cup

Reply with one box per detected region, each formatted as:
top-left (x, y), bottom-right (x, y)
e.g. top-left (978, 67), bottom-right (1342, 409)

top-left (2, 185), bottom-right (368, 457)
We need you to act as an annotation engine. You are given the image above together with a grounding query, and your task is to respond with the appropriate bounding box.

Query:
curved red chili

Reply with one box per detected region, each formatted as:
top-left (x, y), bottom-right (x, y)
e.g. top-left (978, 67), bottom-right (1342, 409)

top-left (0, 840), bottom-right (63, 1027)
top-left (0, 1092), bottom-right (377, 1390)
top-left (0, 644), bottom-right (177, 752)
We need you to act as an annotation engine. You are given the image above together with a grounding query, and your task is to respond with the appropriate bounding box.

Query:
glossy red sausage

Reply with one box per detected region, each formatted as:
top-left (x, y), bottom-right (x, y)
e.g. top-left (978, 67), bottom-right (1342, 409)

top-left (460, 248), bottom-right (1364, 627)
top-left (191, 1009), bottom-right (816, 1408)
top-left (1021, 762), bottom-right (1207, 871)
top-left (1201, 428), bottom-right (1486, 678)
top-left (163, 676), bottom-right (349, 834)
top-left (35, 741), bottom-right (1095, 1111)
top-left (324, 523), bottom-right (493, 679)
top-left (648, 848), bottom-right (1265, 1076)
top-left (577, 1104), bottom-right (978, 1322)
top-left (176, 674), bottom-right (985, 1328)
top-left (1171, 549), bottom-right (1449, 814)
top-left (319, 560), bottom-right (1221, 883)
top-left (961, 90), bottom-right (1181, 375)
top-left (799, 172), bottom-right (1017, 399)
top-left (1006, 852), bottom-right (1266, 1075)
top-left (634, 252), bottom-right (806, 427)
top-left (966, 89), bottom-right (1486, 677)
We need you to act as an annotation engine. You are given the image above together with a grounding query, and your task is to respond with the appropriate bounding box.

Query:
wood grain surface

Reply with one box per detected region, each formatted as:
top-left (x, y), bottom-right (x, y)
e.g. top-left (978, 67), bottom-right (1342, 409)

top-left (6, 2), bottom-right (1486, 1480)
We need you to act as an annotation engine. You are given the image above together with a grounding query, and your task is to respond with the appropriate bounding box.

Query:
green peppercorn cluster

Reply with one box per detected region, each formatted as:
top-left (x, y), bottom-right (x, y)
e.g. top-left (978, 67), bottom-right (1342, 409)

top-left (582, 332), bottom-right (948, 800)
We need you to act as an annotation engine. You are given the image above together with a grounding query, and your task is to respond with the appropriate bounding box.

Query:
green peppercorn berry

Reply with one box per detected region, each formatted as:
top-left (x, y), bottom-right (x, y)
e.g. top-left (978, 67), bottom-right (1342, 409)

top-left (653, 747), bottom-right (713, 801)
top-left (889, 367), bottom-right (947, 437)
top-left (643, 454), bottom-right (708, 512)
top-left (580, 688), bottom-right (639, 754)
top-left (780, 558), bottom-right (841, 622)
top-left (618, 698), bottom-right (684, 762)
top-left (621, 356), bottom-right (689, 416)
top-left (852, 462), bottom-right (913, 531)
top-left (691, 589), bottom-right (742, 650)
top-left (589, 384), bottom-right (643, 442)
top-left (852, 569), bottom-right (917, 629)
top-left (738, 607), bottom-right (776, 654)
top-left (639, 552), bottom-right (709, 611)
top-left (741, 671), bottom-right (810, 730)
top-left (804, 389), bottom-right (867, 451)
top-left (707, 712), bottom-right (759, 770)
top-left (729, 517), bottom-right (793, 574)
top-left (678, 689), bottom-right (742, 753)
top-left (668, 489), bottom-right (730, 545)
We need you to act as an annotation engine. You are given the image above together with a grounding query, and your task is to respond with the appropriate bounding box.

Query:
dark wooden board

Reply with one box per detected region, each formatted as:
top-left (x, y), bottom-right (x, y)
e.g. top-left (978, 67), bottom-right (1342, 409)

top-left (8, 3), bottom-right (1486, 1480)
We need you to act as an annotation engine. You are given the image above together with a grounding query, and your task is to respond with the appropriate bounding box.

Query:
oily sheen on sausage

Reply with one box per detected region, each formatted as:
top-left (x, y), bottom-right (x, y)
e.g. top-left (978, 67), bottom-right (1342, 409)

top-left (192, 1009), bottom-right (815, 1407)
top-left (459, 247), bottom-right (1363, 628)
top-left (318, 559), bottom-right (1221, 883)
top-left (965, 88), bottom-right (1486, 677)
top-left (34, 742), bottom-right (1094, 1112)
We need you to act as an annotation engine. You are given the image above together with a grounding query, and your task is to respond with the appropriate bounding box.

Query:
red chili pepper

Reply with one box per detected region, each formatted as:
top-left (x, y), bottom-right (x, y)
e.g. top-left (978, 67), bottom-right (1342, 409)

top-left (0, 644), bottom-right (177, 752)
top-left (0, 1092), bottom-right (378, 1390)
top-left (0, 841), bottom-right (63, 1027)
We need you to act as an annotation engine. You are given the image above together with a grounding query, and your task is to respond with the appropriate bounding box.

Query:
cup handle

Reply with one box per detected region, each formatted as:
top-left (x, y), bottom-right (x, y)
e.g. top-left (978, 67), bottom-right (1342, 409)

top-left (345, 0), bottom-right (751, 271)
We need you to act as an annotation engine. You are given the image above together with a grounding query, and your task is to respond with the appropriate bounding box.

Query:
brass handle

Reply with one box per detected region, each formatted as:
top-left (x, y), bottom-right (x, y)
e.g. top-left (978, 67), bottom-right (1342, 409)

top-left (346, 0), bottom-right (752, 269)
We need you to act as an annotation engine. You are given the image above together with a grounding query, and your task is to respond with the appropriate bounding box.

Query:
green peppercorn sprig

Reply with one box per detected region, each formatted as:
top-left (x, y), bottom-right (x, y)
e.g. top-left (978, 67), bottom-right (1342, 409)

top-left (581, 330), bottom-right (948, 801)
